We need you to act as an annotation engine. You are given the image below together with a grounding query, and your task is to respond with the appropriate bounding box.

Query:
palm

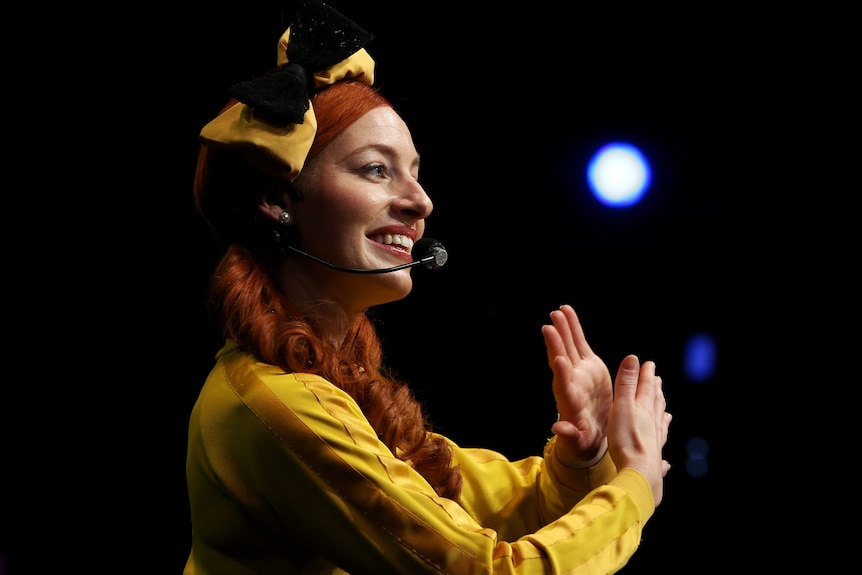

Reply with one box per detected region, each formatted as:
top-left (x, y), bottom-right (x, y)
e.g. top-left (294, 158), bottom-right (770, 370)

top-left (541, 305), bottom-right (612, 462)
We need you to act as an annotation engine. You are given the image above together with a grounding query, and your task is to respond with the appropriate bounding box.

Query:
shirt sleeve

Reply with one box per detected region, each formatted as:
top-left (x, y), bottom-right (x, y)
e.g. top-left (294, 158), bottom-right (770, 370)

top-left (186, 345), bottom-right (656, 575)
top-left (451, 435), bottom-right (641, 539)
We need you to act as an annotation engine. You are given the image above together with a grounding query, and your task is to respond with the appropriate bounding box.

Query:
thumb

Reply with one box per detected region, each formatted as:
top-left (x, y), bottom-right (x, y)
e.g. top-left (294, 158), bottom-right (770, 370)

top-left (614, 354), bottom-right (640, 398)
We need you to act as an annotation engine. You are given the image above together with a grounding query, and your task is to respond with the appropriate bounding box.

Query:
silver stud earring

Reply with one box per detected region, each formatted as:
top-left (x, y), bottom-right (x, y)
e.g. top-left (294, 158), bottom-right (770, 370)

top-left (278, 211), bottom-right (292, 226)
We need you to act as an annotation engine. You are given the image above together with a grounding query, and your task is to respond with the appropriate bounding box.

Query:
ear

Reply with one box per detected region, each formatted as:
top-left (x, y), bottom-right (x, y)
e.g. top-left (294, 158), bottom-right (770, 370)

top-left (256, 185), bottom-right (294, 224)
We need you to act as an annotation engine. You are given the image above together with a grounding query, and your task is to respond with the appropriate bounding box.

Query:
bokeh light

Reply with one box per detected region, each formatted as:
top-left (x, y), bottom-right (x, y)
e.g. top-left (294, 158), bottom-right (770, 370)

top-left (684, 333), bottom-right (717, 383)
top-left (586, 142), bottom-right (652, 207)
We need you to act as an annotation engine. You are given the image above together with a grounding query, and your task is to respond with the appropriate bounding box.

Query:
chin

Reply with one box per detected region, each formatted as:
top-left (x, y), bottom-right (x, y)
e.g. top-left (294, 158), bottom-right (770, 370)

top-left (376, 273), bottom-right (413, 303)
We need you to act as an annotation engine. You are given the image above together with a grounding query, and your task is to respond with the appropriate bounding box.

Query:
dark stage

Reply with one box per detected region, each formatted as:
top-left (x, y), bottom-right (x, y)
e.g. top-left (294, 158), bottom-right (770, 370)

top-left (1, 1), bottom-right (846, 572)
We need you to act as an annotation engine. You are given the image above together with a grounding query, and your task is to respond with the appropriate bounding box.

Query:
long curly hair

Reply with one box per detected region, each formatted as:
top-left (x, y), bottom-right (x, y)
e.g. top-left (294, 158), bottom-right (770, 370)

top-left (194, 81), bottom-right (462, 500)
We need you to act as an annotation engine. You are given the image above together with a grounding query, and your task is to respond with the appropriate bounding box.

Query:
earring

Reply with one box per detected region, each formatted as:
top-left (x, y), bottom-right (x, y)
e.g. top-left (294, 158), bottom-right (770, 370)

top-left (278, 211), bottom-right (292, 226)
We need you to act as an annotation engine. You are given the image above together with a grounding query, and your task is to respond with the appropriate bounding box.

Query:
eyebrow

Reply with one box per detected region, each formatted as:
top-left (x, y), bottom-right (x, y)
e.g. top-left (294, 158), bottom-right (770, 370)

top-left (353, 143), bottom-right (421, 170)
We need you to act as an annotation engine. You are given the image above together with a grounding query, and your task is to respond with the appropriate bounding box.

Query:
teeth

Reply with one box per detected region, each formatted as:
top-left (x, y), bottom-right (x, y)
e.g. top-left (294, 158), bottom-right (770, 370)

top-left (371, 234), bottom-right (414, 252)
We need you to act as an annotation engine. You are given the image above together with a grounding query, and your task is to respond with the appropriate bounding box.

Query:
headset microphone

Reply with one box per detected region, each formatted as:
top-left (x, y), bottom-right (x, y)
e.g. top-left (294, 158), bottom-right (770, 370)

top-left (285, 238), bottom-right (448, 274)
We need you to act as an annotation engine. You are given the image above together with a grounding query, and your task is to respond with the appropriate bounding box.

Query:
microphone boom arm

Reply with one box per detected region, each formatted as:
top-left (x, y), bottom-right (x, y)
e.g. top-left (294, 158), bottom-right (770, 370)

top-left (285, 238), bottom-right (447, 274)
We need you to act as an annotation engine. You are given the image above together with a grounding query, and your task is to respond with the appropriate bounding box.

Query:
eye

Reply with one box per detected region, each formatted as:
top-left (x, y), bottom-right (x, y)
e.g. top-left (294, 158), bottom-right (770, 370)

top-left (363, 163), bottom-right (386, 178)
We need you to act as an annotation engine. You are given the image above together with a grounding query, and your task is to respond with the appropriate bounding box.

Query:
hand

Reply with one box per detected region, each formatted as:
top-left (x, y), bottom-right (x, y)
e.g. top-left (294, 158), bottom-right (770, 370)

top-left (607, 355), bottom-right (672, 506)
top-left (541, 305), bottom-right (613, 467)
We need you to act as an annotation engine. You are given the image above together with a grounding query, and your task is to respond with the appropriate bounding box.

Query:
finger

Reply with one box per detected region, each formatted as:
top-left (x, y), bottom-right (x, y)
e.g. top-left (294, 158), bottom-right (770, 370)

top-left (551, 353), bottom-right (575, 393)
top-left (661, 412), bottom-right (672, 447)
top-left (550, 308), bottom-right (578, 363)
top-left (634, 360), bottom-right (657, 407)
top-left (654, 374), bottom-right (666, 414)
top-left (550, 419), bottom-right (580, 440)
top-left (614, 354), bottom-right (641, 399)
top-left (562, 304), bottom-right (598, 361)
top-left (541, 324), bottom-right (565, 368)
top-left (558, 305), bottom-right (584, 361)
top-left (653, 374), bottom-right (669, 447)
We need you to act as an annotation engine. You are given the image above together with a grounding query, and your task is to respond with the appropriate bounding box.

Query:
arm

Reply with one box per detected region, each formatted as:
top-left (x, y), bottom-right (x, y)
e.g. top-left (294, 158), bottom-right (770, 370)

top-left (187, 345), bottom-right (658, 574)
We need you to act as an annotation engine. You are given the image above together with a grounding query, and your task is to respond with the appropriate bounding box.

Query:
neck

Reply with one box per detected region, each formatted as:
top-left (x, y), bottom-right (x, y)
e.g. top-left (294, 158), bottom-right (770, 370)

top-left (272, 261), bottom-right (361, 347)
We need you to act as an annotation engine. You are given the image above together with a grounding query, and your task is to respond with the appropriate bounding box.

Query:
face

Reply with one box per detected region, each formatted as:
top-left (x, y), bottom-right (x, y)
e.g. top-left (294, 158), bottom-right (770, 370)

top-left (286, 106), bottom-right (434, 314)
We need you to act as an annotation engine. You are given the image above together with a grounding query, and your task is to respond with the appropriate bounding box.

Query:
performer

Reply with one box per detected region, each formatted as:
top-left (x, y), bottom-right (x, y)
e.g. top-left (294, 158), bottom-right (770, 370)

top-left (185, 2), bottom-right (671, 573)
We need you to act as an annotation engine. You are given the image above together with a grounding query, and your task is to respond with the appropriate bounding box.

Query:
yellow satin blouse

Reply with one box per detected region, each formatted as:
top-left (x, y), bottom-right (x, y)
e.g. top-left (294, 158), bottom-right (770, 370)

top-left (184, 341), bottom-right (655, 574)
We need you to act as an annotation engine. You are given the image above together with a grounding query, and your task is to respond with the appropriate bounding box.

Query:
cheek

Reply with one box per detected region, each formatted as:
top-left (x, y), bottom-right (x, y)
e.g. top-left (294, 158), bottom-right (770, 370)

top-left (329, 188), bottom-right (382, 224)
top-left (294, 170), bottom-right (384, 232)
top-left (296, 193), bottom-right (371, 245)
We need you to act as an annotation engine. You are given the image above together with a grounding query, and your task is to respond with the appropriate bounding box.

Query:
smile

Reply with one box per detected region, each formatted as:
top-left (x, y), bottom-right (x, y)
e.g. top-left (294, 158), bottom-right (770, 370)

top-left (369, 234), bottom-right (414, 253)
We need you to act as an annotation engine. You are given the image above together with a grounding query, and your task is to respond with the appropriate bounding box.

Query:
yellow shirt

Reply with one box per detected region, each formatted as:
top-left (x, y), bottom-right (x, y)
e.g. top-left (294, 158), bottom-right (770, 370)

top-left (185, 341), bottom-right (655, 574)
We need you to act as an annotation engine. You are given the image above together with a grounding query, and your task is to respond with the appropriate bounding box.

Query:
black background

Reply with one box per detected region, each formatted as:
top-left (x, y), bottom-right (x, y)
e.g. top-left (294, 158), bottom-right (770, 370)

top-left (176, 3), bottom-right (735, 570)
top-left (1, 1), bottom-right (850, 572)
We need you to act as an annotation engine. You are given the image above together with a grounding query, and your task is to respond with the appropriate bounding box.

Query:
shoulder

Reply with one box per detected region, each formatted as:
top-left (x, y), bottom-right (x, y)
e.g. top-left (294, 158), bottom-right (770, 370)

top-left (214, 344), bottom-right (377, 435)
top-left (199, 346), bottom-right (375, 448)
top-left (213, 344), bottom-right (357, 415)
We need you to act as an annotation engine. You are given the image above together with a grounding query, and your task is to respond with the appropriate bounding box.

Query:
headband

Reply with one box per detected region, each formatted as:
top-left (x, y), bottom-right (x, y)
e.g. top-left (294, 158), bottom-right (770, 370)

top-left (199, 0), bottom-right (375, 181)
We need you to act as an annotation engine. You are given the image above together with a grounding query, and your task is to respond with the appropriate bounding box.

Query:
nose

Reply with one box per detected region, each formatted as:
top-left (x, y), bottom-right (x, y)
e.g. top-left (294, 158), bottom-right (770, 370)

top-left (394, 178), bottom-right (433, 220)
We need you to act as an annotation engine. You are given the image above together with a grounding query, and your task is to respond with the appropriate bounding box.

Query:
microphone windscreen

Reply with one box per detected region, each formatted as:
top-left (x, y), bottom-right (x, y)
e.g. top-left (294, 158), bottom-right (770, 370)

top-left (414, 238), bottom-right (448, 269)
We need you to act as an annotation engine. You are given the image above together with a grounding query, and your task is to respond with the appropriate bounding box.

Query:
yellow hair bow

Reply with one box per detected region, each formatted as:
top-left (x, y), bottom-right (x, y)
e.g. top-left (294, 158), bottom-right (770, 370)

top-left (199, 0), bottom-right (375, 181)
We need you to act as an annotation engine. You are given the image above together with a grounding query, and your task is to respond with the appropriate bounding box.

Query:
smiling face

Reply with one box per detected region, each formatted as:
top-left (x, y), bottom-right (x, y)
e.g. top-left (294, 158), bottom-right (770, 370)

top-left (276, 105), bottom-right (434, 317)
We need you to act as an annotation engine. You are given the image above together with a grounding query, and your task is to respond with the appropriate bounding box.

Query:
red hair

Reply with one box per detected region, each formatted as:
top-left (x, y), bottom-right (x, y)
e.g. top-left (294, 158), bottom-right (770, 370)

top-left (195, 81), bottom-right (462, 500)
top-left (306, 81), bottom-right (391, 160)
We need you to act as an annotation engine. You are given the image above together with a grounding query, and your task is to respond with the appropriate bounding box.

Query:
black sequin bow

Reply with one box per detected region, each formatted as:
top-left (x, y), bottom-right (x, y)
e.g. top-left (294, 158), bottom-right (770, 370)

top-left (227, 0), bottom-right (374, 125)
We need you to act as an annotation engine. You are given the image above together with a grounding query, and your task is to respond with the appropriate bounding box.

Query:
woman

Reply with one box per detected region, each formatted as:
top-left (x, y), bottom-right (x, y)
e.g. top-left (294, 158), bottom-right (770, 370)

top-left (186, 2), bottom-right (671, 573)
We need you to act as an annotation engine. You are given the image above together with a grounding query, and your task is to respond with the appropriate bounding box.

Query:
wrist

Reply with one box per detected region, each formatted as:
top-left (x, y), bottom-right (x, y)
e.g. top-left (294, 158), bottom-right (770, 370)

top-left (548, 437), bottom-right (609, 470)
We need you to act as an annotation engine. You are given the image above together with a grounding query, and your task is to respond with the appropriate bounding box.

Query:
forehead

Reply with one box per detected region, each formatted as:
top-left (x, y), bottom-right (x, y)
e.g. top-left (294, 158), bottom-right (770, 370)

top-left (328, 106), bottom-right (414, 150)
